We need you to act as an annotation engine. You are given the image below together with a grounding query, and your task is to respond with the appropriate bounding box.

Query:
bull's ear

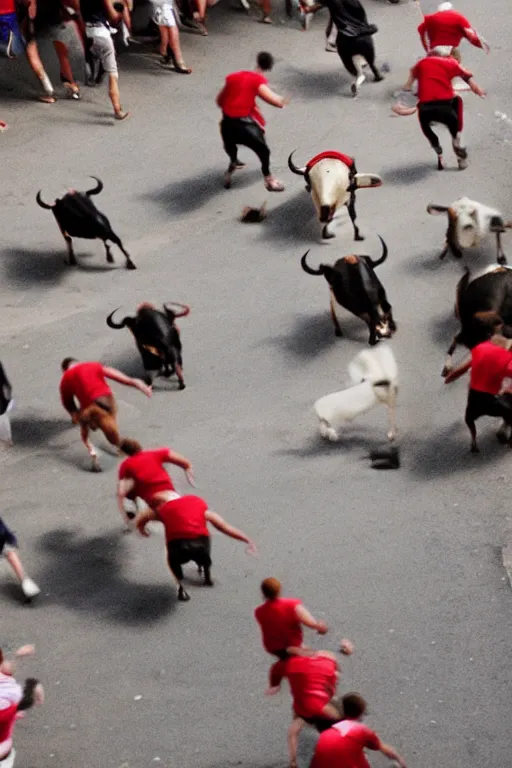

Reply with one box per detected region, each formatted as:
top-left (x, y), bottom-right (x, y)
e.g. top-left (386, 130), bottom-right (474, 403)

top-left (354, 173), bottom-right (382, 189)
top-left (427, 204), bottom-right (449, 215)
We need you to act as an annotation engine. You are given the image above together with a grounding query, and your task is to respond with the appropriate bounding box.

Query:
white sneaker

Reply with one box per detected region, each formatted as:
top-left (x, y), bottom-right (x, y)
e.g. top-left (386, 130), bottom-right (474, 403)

top-left (325, 41), bottom-right (337, 52)
top-left (240, 0), bottom-right (250, 9)
top-left (21, 578), bottom-right (41, 599)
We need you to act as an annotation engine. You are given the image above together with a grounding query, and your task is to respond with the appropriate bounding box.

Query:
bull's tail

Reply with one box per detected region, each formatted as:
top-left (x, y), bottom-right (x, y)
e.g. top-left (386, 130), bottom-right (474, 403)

top-left (455, 267), bottom-right (471, 319)
top-left (301, 250), bottom-right (324, 276)
top-left (368, 235), bottom-right (388, 268)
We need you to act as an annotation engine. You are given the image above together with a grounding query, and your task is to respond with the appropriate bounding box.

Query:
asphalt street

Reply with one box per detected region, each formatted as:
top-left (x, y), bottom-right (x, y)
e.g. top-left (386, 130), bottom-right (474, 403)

top-left (1, 1), bottom-right (512, 766)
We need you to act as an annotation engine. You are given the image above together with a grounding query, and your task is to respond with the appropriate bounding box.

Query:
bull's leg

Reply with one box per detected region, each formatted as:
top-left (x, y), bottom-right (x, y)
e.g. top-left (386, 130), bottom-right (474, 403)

top-left (380, 292), bottom-right (396, 332)
top-left (464, 409), bottom-right (479, 453)
top-left (439, 240), bottom-right (450, 260)
top-left (144, 369), bottom-right (155, 386)
top-left (347, 192), bottom-right (364, 241)
top-left (322, 223), bottom-right (335, 240)
top-left (110, 234), bottom-right (137, 270)
top-left (386, 386), bottom-right (398, 442)
top-left (58, 224), bottom-right (77, 266)
top-left (496, 231), bottom-right (507, 265)
top-left (104, 242), bottom-right (115, 264)
top-left (175, 363), bottom-right (186, 390)
top-left (441, 333), bottom-right (461, 376)
top-left (496, 420), bottom-right (510, 444)
top-left (330, 291), bottom-right (343, 337)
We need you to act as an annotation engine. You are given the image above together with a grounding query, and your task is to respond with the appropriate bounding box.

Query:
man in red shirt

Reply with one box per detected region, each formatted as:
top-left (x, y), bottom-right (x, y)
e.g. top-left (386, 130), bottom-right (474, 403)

top-left (444, 315), bottom-right (512, 452)
top-left (216, 51), bottom-right (289, 192)
top-left (136, 494), bottom-right (257, 601)
top-left (417, 2), bottom-right (489, 58)
top-left (255, 577), bottom-right (329, 659)
top-left (267, 651), bottom-right (344, 767)
top-left (402, 51), bottom-right (485, 170)
top-left (59, 358), bottom-right (152, 472)
top-left (117, 439), bottom-right (194, 526)
top-left (310, 693), bottom-right (406, 768)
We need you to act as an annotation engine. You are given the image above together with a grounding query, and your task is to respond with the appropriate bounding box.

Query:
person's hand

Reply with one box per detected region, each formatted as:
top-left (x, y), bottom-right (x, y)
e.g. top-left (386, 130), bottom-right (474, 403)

top-left (185, 468), bottom-right (195, 486)
top-left (245, 540), bottom-right (258, 556)
top-left (34, 683), bottom-right (45, 706)
top-left (339, 638), bottom-right (354, 656)
top-left (316, 620), bottom-right (328, 635)
top-left (15, 645), bottom-right (35, 658)
top-left (265, 685), bottom-right (280, 696)
top-left (281, 95), bottom-right (291, 107)
top-left (135, 380), bottom-right (152, 398)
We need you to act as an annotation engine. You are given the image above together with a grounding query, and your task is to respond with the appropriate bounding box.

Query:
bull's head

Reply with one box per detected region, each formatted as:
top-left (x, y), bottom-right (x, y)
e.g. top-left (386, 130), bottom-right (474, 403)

top-left (36, 176), bottom-right (103, 210)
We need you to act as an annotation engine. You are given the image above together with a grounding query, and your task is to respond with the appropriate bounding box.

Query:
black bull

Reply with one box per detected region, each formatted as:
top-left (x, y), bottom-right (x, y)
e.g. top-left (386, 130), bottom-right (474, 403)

top-left (0, 362), bottom-right (12, 416)
top-left (300, 235), bottom-right (396, 346)
top-left (36, 177), bottom-right (136, 270)
top-left (106, 304), bottom-right (190, 389)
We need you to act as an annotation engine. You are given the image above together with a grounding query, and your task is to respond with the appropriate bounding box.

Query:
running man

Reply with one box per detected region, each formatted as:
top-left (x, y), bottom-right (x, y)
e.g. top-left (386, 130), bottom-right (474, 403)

top-left (29, 0), bottom-right (82, 99)
top-left (310, 693), bottom-right (407, 768)
top-left (76, 0), bottom-right (130, 119)
top-left (402, 50), bottom-right (485, 170)
top-left (0, 517), bottom-right (40, 601)
top-left (267, 650), bottom-right (345, 767)
top-left (59, 358), bottom-right (152, 472)
top-left (216, 51), bottom-right (289, 192)
top-left (117, 439), bottom-right (194, 525)
top-left (135, 494), bottom-right (257, 601)
top-left (0, 647), bottom-right (44, 767)
top-left (418, 2), bottom-right (489, 58)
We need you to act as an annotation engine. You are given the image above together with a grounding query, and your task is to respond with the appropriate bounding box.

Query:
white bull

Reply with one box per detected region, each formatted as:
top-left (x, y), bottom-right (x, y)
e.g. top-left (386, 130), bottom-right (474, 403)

top-left (313, 344), bottom-right (398, 443)
top-left (288, 151), bottom-right (382, 240)
top-left (427, 197), bottom-right (512, 264)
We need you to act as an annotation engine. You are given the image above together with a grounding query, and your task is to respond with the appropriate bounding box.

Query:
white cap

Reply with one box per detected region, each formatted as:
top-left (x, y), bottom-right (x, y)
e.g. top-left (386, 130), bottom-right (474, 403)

top-left (438, 2), bottom-right (453, 10)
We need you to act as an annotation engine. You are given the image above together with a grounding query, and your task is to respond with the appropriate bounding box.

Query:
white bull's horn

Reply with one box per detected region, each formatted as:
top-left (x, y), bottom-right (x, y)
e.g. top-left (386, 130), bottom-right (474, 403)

top-left (288, 151), bottom-right (306, 176)
top-left (427, 204), bottom-right (449, 215)
top-left (354, 173), bottom-right (382, 189)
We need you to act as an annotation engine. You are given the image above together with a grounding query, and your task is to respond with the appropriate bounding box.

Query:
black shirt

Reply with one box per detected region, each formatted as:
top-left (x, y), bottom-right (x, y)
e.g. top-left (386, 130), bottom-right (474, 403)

top-left (79, 0), bottom-right (107, 24)
top-left (318, 0), bottom-right (375, 37)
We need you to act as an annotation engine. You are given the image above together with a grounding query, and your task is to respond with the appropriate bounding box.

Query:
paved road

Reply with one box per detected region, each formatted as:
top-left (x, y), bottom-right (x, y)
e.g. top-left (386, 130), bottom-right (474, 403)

top-left (1, 1), bottom-right (512, 766)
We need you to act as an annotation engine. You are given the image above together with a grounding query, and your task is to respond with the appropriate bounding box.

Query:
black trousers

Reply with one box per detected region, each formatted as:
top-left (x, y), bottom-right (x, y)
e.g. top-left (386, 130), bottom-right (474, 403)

top-left (166, 536), bottom-right (211, 581)
top-left (336, 32), bottom-right (378, 77)
top-left (220, 116), bottom-right (271, 176)
top-left (418, 97), bottom-right (463, 149)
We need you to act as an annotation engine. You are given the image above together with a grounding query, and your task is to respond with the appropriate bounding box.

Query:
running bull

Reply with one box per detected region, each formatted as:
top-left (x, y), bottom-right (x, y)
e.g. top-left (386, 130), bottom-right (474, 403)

top-left (107, 302), bottom-right (190, 389)
top-left (288, 150), bottom-right (382, 240)
top-left (36, 177), bottom-right (136, 269)
top-left (427, 197), bottom-right (512, 264)
top-left (441, 265), bottom-right (512, 376)
top-left (300, 235), bottom-right (396, 345)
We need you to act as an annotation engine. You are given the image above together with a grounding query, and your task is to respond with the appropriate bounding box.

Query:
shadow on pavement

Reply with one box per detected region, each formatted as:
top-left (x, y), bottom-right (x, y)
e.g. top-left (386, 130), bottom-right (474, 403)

top-left (381, 161), bottom-right (433, 186)
top-left (407, 422), bottom-right (507, 478)
top-left (260, 312), bottom-right (339, 359)
top-left (257, 191), bottom-right (318, 244)
top-left (279, 65), bottom-right (347, 99)
top-left (35, 528), bottom-right (176, 626)
top-left (145, 168), bottom-right (261, 215)
top-left (11, 416), bottom-right (70, 447)
top-left (0, 247), bottom-right (70, 288)
top-left (275, 430), bottom-right (376, 457)
top-left (429, 310), bottom-right (458, 348)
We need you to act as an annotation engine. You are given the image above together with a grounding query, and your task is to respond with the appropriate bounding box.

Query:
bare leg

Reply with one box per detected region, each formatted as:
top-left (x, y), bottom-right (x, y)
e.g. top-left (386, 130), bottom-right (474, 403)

top-left (53, 41), bottom-right (79, 97)
top-left (158, 25), bottom-right (169, 57)
top-left (80, 424), bottom-right (101, 471)
top-left (5, 550), bottom-right (25, 581)
top-left (25, 40), bottom-right (56, 101)
top-left (108, 74), bottom-right (129, 120)
top-left (288, 717), bottom-right (305, 768)
top-left (168, 26), bottom-right (189, 70)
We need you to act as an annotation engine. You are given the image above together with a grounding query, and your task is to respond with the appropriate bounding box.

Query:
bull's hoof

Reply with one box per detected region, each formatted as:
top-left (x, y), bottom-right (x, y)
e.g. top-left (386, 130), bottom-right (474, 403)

top-left (470, 444), bottom-right (480, 454)
top-left (441, 366), bottom-right (450, 377)
top-left (178, 586), bottom-right (191, 602)
top-left (322, 226), bottom-right (335, 240)
top-left (126, 261), bottom-right (137, 270)
top-left (368, 337), bottom-right (379, 346)
top-left (178, 381), bottom-right (186, 390)
top-left (354, 233), bottom-right (365, 241)
top-left (498, 255), bottom-right (507, 266)
top-left (497, 429), bottom-right (509, 445)
top-left (334, 328), bottom-right (342, 337)
top-left (106, 252), bottom-right (114, 264)
top-left (204, 576), bottom-right (214, 587)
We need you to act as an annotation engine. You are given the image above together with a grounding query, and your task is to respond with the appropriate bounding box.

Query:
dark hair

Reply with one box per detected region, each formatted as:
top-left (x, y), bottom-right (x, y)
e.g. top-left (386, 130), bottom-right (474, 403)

top-left (468, 311), bottom-right (504, 347)
top-left (342, 693), bottom-right (367, 719)
top-left (257, 52), bottom-right (274, 71)
top-left (261, 577), bottom-right (281, 599)
top-left (120, 438), bottom-right (143, 456)
top-left (61, 357), bottom-right (77, 371)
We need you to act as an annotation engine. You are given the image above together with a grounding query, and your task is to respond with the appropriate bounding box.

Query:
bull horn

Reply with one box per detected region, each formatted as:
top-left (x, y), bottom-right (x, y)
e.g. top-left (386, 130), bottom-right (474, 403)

top-left (369, 235), bottom-right (388, 269)
top-left (288, 151), bottom-right (306, 176)
top-left (163, 302), bottom-right (190, 318)
top-left (106, 309), bottom-right (130, 329)
top-left (354, 173), bottom-right (382, 189)
top-left (36, 190), bottom-right (54, 209)
top-left (300, 250), bottom-right (324, 276)
top-left (427, 204), bottom-right (449, 215)
top-left (86, 177), bottom-right (103, 196)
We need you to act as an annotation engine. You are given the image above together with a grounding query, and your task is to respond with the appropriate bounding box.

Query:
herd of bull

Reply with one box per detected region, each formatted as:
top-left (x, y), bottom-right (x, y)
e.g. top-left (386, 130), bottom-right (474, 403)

top-left (32, 152), bottom-right (512, 455)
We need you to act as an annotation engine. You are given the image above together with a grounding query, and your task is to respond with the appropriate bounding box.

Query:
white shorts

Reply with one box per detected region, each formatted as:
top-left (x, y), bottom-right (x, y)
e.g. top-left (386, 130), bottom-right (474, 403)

top-left (86, 23), bottom-right (118, 75)
top-left (151, 2), bottom-right (176, 27)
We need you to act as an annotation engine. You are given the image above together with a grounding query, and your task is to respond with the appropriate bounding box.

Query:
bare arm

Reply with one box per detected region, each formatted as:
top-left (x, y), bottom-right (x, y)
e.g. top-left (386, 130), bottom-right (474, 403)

top-left (103, 0), bottom-right (124, 25)
top-left (287, 718), bottom-right (305, 768)
top-left (257, 84), bottom-right (288, 109)
top-left (378, 740), bottom-right (407, 768)
top-left (402, 68), bottom-right (416, 91)
top-left (117, 478), bottom-right (135, 521)
top-left (302, 3), bottom-right (323, 14)
top-left (468, 76), bottom-right (486, 98)
top-left (135, 507), bottom-right (159, 537)
top-left (295, 604), bottom-right (328, 634)
top-left (102, 366), bottom-right (152, 397)
top-left (164, 450), bottom-right (195, 485)
top-left (444, 357), bottom-right (472, 383)
top-left (205, 510), bottom-right (257, 553)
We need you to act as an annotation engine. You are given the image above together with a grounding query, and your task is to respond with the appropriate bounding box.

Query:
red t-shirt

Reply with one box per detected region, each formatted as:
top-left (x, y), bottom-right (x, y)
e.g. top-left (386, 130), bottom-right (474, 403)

top-left (158, 495), bottom-right (209, 542)
top-left (470, 341), bottom-right (512, 394)
top-left (412, 56), bottom-right (472, 103)
top-left (118, 448), bottom-right (175, 504)
top-left (270, 655), bottom-right (338, 719)
top-left (0, 0), bottom-right (16, 14)
top-left (254, 597), bottom-right (303, 653)
top-left (59, 362), bottom-right (112, 410)
top-left (311, 720), bottom-right (380, 768)
top-left (219, 71), bottom-right (267, 128)
top-left (418, 10), bottom-right (471, 49)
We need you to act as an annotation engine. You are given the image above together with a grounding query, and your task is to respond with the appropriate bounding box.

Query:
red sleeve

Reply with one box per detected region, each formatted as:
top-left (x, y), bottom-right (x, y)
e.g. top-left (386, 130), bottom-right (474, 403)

top-left (453, 61), bottom-right (473, 81)
top-left (157, 447), bottom-right (171, 462)
top-left (411, 63), bottom-right (419, 80)
top-left (269, 660), bottom-right (286, 688)
top-left (118, 458), bottom-right (130, 479)
top-left (363, 727), bottom-right (381, 751)
top-left (417, 20), bottom-right (428, 50)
